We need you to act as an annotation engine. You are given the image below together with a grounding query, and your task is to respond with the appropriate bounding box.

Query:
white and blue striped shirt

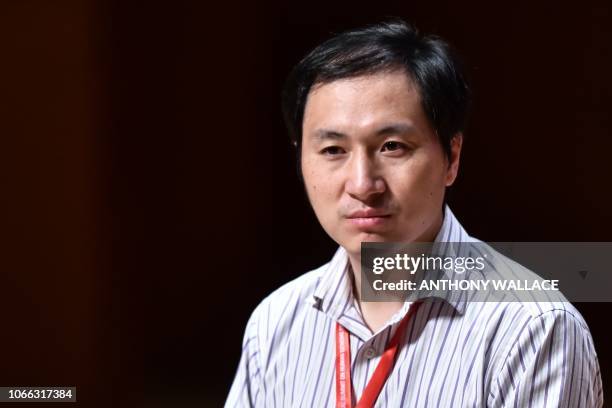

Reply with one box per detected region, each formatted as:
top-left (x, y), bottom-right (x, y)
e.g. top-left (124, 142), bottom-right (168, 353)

top-left (226, 206), bottom-right (603, 407)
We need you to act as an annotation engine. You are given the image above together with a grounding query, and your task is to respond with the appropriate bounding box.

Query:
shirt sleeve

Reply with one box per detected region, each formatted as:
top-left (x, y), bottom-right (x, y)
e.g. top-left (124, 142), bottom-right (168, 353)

top-left (488, 309), bottom-right (603, 407)
top-left (225, 309), bottom-right (264, 408)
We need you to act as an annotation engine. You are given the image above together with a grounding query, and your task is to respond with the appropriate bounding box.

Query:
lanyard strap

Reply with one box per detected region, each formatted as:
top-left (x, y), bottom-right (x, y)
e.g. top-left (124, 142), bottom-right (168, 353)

top-left (335, 302), bottom-right (421, 408)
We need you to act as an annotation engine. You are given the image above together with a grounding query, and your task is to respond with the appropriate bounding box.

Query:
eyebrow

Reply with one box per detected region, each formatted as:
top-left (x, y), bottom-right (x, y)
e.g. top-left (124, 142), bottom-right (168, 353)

top-left (314, 129), bottom-right (346, 141)
top-left (313, 123), bottom-right (416, 141)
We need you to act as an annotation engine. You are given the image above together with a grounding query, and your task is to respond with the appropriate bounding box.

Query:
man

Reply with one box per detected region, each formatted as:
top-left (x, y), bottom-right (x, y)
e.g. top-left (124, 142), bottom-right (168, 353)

top-left (226, 20), bottom-right (602, 407)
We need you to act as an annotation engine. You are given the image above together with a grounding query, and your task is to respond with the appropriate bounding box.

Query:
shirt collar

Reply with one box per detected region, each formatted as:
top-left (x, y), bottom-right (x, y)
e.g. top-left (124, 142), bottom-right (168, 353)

top-left (308, 205), bottom-right (471, 326)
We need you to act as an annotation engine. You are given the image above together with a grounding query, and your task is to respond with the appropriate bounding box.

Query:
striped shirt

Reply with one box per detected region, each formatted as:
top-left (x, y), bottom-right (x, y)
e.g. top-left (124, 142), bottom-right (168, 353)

top-left (226, 206), bottom-right (603, 407)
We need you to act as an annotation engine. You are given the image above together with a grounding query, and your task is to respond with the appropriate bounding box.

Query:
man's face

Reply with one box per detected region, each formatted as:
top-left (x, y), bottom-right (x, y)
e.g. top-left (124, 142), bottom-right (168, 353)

top-left (301, 69), bottom-right (462, 257)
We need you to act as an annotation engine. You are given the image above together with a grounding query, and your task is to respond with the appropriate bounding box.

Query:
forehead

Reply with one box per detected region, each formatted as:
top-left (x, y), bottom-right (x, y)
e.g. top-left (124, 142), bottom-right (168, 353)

top-left (302, 70), bottom-right (426, 134)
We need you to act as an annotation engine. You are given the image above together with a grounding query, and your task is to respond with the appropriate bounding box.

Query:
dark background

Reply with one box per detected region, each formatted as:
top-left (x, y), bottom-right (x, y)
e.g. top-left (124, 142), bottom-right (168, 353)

top-left (1, 1), bottom-right (610, 407)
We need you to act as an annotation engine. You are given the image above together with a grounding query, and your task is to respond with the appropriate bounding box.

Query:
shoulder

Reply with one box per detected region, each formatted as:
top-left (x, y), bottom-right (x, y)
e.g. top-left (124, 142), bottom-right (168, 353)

top-left (511, 300), bottom-right (589, 330)
top-left (460, 239), bottom-right (596, 368)
top-left (474, 300), bottom-right (598, 387)
top-left (464, 239), bottom-right (591, 329)
top-left (241, 261), bottom-right (330, 350)
top-left (486, 301), bottom-right (602, 406)
top-left (474, 300), bottom-right (593, 357)
top-left (462, 299), bottom-right (592, 349)
top-left (253, 261), bottom-right (328, 319)
top-left (462, 262), bottom-right (594, 358)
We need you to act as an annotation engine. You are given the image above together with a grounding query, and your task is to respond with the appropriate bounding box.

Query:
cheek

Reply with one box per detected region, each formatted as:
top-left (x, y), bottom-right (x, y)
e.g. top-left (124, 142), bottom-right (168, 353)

top-left (393, 156), bottom-right (447, 203)
top-left (303, 165), bottom-right (333, 206)
top-left (308, 181), bottom-right (336, 208)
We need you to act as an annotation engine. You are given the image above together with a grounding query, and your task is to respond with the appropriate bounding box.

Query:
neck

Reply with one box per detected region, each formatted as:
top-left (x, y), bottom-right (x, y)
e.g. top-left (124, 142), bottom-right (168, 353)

top-left (348, 207), bottom-right (445, 332)
top-left (348, 255), bottom-right (404, 333)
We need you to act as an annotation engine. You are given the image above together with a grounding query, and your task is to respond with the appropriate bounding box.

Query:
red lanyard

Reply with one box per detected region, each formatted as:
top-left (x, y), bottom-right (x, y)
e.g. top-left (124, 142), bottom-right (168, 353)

top-left (335, 302), bottom-right (421, 408)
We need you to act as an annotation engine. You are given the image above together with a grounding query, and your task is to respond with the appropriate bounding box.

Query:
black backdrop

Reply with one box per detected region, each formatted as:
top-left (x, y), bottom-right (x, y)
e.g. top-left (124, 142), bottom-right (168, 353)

top-left (1, 1), bottom-right (611, 406)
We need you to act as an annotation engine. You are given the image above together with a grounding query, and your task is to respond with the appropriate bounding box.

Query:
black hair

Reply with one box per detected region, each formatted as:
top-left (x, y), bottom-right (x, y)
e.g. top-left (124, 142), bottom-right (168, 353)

top-left (281, 19), bottom-right (470, 160)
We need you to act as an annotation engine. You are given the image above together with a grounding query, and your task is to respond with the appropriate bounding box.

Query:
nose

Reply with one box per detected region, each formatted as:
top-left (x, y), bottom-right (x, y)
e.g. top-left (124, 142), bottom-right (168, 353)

top-left (344, 151), bottom-right (386, 202)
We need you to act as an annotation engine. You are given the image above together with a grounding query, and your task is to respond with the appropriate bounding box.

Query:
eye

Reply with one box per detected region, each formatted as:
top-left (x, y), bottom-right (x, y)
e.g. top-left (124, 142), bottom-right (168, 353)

top-left (381, 141), bottom-right (406, 152)
top-left (320, 146), bottom-right (346, 156)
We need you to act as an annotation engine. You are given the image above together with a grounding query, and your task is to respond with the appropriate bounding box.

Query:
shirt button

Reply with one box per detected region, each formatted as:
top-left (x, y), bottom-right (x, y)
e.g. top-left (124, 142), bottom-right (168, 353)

top-left (364, 347), bottom-right (376, 359)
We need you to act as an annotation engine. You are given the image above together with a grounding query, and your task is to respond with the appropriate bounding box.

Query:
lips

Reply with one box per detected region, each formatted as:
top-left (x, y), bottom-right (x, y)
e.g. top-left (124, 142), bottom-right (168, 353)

top-left (347, 209), bottom-right (390, 218)
top-left (346, 210), bottom-right (391, 229)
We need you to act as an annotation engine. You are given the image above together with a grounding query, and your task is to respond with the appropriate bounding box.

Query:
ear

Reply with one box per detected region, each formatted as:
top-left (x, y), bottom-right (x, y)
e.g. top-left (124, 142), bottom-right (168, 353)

top-left (445, 133), bottom-right (463, 186)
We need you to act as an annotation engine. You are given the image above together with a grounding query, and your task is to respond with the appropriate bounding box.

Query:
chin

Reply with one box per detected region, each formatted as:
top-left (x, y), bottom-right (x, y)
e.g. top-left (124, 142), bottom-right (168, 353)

top-left (360, 233), bottom-right (389, 242)
top-left (343, 234), bottom-right (389, 253)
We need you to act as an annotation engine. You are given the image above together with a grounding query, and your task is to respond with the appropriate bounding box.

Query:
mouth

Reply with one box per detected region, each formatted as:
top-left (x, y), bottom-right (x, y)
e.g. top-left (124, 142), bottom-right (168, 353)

top-left (346, 211), bottom-right (392, 229)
